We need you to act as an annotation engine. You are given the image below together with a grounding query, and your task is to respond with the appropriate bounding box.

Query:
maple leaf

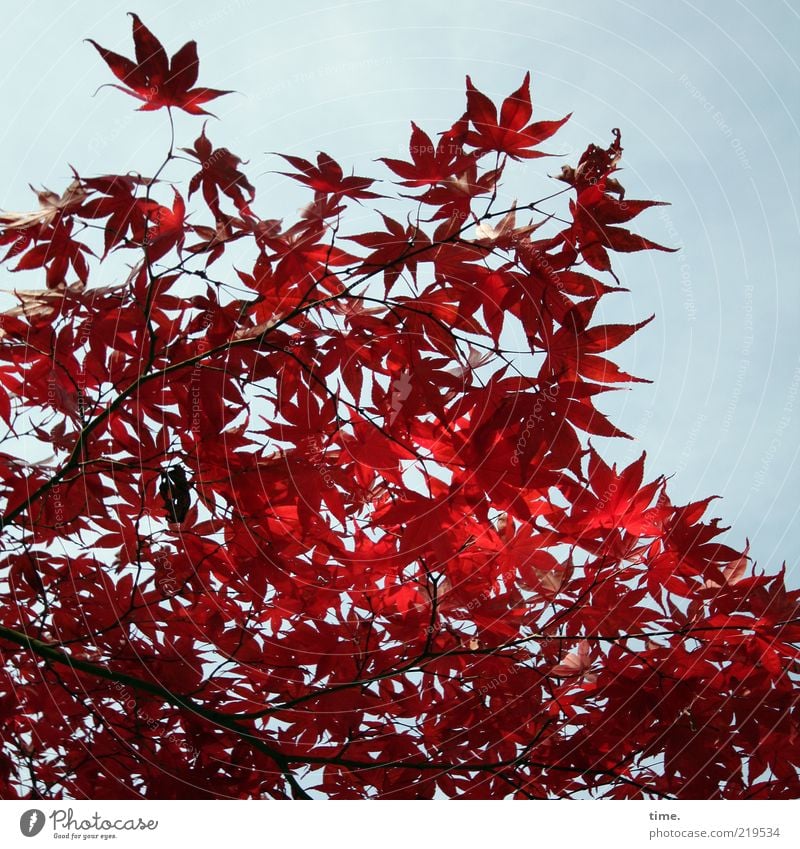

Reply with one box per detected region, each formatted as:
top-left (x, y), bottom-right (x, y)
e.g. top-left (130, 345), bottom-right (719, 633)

top-left (0, 178), bottom-right (87, 230)
top-left (182, 124), bottom-right (255, 216)
top-left (544, 313), bottom-right (655, 385)
top-left (261, 220), bottom-right (357, 295)
top-left (10, 219), bottom-right (93, 289)
top-left (186, 215), bottom-right (245, 266)
top-left (550, 131), bottom-right (677, 272)
top-left (87, 13), bottom-right (231, 115)
top-left (464, 73), bottom-right (570, 159)
top-left (345, 214), bottom-right (430, 290)
top-left (557, 127), bottom-right (625, 196)
top-left (0, 179), bottom-right (93, 288)
top-left (380, 120), bottom-right (475, 187)
top-left (143, 189), bottom-right (186, 261)
top-left (79, 173), bottom-right (158, 255)
top-left (416, 158), bottom-right (502, 223)
top-left (568, 212), bottom-right (676, 272)
top-left (277, 152), bottom-right (379, 201)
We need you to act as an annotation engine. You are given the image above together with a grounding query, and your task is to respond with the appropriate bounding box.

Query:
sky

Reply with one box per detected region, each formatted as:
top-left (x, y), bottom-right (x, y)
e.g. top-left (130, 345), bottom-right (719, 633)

top-left (0, 0), bottom-right (797, 575)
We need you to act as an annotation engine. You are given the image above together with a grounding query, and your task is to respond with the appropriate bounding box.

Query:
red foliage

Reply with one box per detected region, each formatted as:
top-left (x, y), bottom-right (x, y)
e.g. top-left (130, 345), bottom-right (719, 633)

top-left (87, 13), bottom-right (230, 115)
top-left (0, 15), bottom-right (798, 801)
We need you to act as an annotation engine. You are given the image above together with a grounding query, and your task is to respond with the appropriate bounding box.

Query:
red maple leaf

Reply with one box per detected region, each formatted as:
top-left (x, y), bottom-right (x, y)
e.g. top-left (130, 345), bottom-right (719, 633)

top-left (143, 189), bottom-right (186, 261)
top-left (464, 72), bottom-right (570, 159)
top-left (182, 124), bottom-right (255, 216)
top-left (79, 173), bottom-right (159, 255)
top-left (380, 120), bottom-right (475, 187)
top-left (277, 152), bottom-right (379, 201)
top-left (87, 13), bottom-right (231, 115)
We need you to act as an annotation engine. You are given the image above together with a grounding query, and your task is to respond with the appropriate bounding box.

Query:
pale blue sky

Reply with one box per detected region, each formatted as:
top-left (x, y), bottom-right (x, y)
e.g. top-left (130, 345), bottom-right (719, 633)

top-left (1, 0), bottom-right (797, 574)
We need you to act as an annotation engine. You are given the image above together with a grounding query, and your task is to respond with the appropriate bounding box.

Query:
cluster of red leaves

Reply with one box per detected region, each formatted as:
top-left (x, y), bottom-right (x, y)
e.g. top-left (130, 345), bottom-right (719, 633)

top-left (0, 15), bottom-right (798, 801)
